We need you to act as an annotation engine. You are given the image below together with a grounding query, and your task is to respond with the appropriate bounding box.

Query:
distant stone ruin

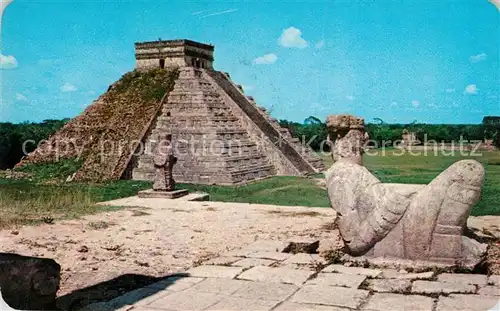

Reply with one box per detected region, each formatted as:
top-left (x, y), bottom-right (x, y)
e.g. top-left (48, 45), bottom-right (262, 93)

top-left (18, 39), bottom-right (324, 184)
top-left (326, 114), bottom-right (487, 268)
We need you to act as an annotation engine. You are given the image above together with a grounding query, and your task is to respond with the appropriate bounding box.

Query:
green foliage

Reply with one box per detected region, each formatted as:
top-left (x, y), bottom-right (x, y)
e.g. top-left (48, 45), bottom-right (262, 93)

top-left (16, 159), bottom-right (83, 182)
top-left (0, 119), bottom-right (68, 169)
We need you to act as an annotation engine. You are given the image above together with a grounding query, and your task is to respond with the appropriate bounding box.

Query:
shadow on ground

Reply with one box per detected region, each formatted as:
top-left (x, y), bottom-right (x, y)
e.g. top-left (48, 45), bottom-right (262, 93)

top-left (55, 273), bottom-right (190, 310)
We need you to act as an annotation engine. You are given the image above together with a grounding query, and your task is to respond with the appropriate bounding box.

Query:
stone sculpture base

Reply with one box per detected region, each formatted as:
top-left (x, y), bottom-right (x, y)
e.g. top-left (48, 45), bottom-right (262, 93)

top-left (0, 253), bottom-right (60, 310)
top-left (138, 189), bottom-right (188, 199)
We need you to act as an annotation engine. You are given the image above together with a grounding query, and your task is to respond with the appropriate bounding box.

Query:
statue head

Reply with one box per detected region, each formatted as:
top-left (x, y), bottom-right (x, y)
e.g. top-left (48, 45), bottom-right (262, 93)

top-left (326, 114), bottom-right (367, 165)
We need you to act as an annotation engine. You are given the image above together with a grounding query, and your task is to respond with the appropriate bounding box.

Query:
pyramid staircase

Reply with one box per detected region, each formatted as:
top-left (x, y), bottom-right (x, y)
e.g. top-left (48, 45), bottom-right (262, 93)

top-left (132, 68), bottom-right (275, 184)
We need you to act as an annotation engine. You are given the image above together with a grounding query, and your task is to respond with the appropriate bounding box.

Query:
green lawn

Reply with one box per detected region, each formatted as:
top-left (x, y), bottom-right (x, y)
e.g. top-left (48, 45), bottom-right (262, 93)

top-left (0, 150), bottom-right (499, 228)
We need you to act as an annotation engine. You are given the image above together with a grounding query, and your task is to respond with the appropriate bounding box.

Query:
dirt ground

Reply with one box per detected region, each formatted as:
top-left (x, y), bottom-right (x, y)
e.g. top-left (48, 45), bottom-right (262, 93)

top-left (0, 199), bottom-right (339, 301)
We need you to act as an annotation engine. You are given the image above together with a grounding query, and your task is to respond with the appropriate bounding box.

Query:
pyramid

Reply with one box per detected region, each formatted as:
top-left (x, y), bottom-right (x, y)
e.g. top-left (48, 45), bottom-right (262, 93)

top-left (18, 39), bottom-right (324, 184)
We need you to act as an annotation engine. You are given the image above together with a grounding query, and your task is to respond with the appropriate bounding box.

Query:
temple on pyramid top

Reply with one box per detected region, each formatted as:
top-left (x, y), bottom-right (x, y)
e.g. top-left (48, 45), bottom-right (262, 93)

top-left (135, 39), bottom-right (214, 70)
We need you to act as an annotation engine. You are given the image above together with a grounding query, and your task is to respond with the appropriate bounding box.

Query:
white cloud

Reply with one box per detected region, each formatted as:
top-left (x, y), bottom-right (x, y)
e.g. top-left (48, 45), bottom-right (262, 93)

top-left (253, 53), bottom-right (278, 65)
top-left (15, 93), bottom-right (27, 102)
top-left (60, 82), bottom-right (77, 93)
top-left (0, 53), bottom-right (18, 70)
top-left (278, 27), bottom-right (308, 49)
top-left (411, 100), bottom-right (420, 107)
top-left (391, 101), bottom-right (398, 107)
top-left (470, 53), bottom-right (487, 63)
top-left (464, 84), bottom-right (478, 95)
top-left (445, 88), bottom-right (456, 93)
top-left (345, 95), bottom-right (355, 101)
top-left (315, 40), bottom-right (325, 49)
top-left (242, 85), bottom-right (254, 91)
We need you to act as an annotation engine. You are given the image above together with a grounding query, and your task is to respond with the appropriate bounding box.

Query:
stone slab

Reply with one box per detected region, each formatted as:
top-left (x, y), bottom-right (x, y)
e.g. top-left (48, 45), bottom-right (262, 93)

top-left (204, 256), bottom-right (242, 266)
top-left (184, 192), bottom-right (210, 201)
top-left (237, 266), bottom-right (315, 286)
top-left (274, 302), bottom-right (351, 311)
top-left (206, 297), bottom-right (279, 311)
top-left (290, 285), bottom-right (369, 309)
top-left (147, 290), bottom-right (223, 310)
top-left (412, 280), bottom-right (476, 295)
top-left (322, 264), bottom-right (382, 278)
top-left (187, 265), bottom-right (244, 279)
top-left (306, 273), bottom-right (366, 288)
top-left (232, 281), bottom-right (298, 301)
top-left (282, 254), bottom-right (327, 265)
top-left (379, 269), bottom-right (434, 280)
top-left (189, 278), bottom-right (249, 295)
top-left (436, 294), bottom-right (499, 311)
top-left (247, 251), bottom-right (292, 261)
top-left (137, 189), bottom-right (188, 199)
top-left (366, 279), bottom-right (411, 293)
top-left (145, 276), bottom-right (205, 291)
top-left (478, 286), bottom-right (500, 296)
top-left (437, 273), bottom-right (488, 286)
top-left (361, 293), bottom-right (434, 311)
top-left (232, 257), bottom-right (277, 268)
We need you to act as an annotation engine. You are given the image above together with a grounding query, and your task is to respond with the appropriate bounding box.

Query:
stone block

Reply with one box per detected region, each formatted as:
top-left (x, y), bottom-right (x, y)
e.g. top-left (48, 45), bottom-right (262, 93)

top-left (137, 189), bottom-right (188, 199)
top-left (366, 279), bottom-right (411, 293)
top-left (322, 264), bottom-right (382, 278)
top-left (248, 251), bottom-right (292, 261)
top-left (107, 287), bottom-right (165, 308)
top-left (282, 254), bottom-right (327, 265)
top-left (361, 293), bottom-right (434, 311)
top-left (306, 273), bottom-right (366, 288)
top-left (274, 302), bottom-right (351, 311)
top-left (187, 265), bottom-right (244, 279)
top-left (232, 257), bottom-right (277, 268)
top-left (412, 280), bottom-right (476, 295)
top-left (190, 278), bottom-right (249, 295)
top-left (204, 256), bottom-right (242, 266)
top-left (147, 290), bottom-right (223, 310)
top-left (290, 285), bottom-right (369, 309)
top-left (232, 281), bottom-right (298, 301)
top-left (237, 266), bottom-right (315, 286)
top-left (478, 286), bottom-right (500, 296)
top-left (206, 297), bottom-right (279, 311)
top-left (436, 294), bottom-right (499, 311)
top-left (437, 273), bottom-right (488, 286)
top-left (379, 269), bottom-right (434, 280)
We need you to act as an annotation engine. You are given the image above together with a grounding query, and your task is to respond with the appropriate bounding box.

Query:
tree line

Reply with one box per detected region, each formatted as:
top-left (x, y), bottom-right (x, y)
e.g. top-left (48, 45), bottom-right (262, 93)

top-left (0, 119), bottom-right (69, 169)
top-left (279, 116), bottom-right (499, 151)
top-left (0, 116), bottom-right (498, 169)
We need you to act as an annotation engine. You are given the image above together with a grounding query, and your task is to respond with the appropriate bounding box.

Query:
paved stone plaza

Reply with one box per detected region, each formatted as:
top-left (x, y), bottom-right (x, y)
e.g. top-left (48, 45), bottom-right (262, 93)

top-left (85, 240), bottom-right (500, 311)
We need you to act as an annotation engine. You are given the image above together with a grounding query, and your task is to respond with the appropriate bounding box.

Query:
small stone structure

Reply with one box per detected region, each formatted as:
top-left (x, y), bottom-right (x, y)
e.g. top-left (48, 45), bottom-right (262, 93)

top-left (401, 129), bottom-right (419, 147)
top-left (135, 39), bottom-right (214, 71)
top-left (138, 133), bottom-right (188, 199)
top-left (325, 114), bottom-right (487, 268)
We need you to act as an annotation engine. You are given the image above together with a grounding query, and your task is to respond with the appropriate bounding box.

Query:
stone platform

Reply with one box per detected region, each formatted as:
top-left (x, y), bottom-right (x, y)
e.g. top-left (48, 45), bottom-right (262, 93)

top-left (80, 240), bottom-right (500, 311)
top-left (138, 189), bottom-right (189, 199)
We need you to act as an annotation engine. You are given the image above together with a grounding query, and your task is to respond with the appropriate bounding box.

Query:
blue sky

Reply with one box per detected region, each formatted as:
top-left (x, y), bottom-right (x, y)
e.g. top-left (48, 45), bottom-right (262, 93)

top-left (1, 0), bottom-right (499, 124)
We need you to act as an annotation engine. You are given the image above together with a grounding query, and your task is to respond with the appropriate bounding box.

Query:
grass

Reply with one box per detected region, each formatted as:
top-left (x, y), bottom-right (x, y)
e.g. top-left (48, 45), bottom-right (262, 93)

top-left (0, 150), bottom-right (499, 228)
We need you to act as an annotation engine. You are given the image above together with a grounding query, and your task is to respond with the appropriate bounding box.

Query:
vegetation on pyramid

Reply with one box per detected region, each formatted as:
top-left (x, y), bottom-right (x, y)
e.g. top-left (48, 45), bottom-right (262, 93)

top-left (17, 68), bottom-right (179, 182)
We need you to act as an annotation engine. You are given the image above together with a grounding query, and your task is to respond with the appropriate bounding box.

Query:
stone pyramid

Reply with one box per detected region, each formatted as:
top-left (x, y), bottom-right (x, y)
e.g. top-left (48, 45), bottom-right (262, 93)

top-left (19, 39), bottom-right (324, 184)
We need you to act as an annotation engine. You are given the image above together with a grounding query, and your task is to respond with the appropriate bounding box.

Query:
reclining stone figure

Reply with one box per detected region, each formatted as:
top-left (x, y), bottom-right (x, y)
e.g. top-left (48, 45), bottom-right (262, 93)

top-left (326, 114), bottom-right (487, 267)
